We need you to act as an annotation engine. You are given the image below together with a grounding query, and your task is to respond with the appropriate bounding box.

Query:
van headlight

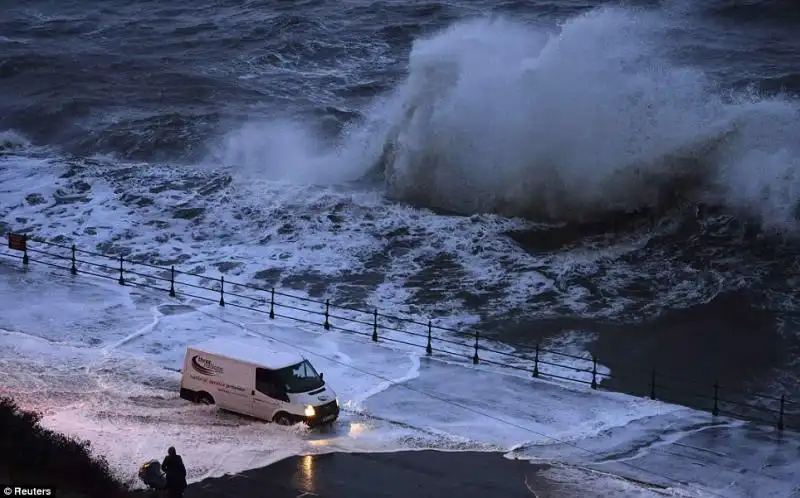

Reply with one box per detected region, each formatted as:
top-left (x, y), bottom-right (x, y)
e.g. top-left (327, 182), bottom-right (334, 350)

top-left (304, 405), bottom-right (315, 417)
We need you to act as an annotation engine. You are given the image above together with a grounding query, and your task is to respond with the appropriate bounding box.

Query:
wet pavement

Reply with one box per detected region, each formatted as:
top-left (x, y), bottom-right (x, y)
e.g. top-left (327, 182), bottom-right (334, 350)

top-left (176, 451), bottom-right (537, 498)
top-left (151, 421), bottom-right (800, 498)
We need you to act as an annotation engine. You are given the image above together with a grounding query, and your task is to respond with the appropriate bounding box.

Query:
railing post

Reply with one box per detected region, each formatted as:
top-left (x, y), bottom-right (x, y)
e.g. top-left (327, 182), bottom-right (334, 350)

top-left (712, 381), bottom-right (719, 416)
top-left (591, 357), bottom-right (598, 389)
top-left (426, 321), bottom-right (433, 355)
top-left (22, 234), bottom-right (29, 267)
top-left (650, 368), bottom-right (656, 400)
top-left (533, 344), bottom-right (539, 377)
top-left (473, 331), bottom-right (479, 364)
top-left (778, 395), bottom-right (785, 431)
top-left (169, 266), bottom-right (176, 297)
top-left (70, 244), bottom-right (77, 275)
top-left (269, 288), bottom-right (275, 319)
top-left (324, 299), bottom-right (330, 330)
top-left (118, 254), bottom-right (124, 285)
top-left (219, 276), bottom-right (225, 306)
top-left (372, 310), bottom-right (378, 342)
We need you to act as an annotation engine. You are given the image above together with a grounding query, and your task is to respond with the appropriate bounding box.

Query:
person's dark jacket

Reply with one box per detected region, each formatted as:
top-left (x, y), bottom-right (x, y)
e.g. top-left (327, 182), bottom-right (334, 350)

top-left (161, 453), bottom-right (188, 492)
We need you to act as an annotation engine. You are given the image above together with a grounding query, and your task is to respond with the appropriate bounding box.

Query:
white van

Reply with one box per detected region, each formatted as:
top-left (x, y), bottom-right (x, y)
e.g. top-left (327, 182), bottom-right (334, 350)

top-left (179, 337), bottom-right (339, 426)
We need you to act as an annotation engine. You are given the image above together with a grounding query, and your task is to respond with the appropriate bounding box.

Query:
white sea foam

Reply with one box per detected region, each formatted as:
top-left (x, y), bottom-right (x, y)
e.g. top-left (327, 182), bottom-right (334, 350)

top-left (0, 6), bottom-right (796, 400)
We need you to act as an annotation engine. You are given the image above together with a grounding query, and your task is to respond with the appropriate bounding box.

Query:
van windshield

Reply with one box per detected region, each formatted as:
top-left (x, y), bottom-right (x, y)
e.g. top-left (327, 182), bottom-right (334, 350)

top-left (276, 360), bottom-right (324, 393)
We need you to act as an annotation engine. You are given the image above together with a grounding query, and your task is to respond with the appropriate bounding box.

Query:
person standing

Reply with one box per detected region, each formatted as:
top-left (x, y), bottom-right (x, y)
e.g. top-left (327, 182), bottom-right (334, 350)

top-left (161, 446), bottom-right (188, 498)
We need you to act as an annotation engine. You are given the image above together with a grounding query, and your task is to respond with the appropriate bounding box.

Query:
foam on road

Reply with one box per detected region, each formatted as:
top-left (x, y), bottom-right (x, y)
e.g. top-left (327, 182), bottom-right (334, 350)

top-left (1, 261), bottom-right (798, 496)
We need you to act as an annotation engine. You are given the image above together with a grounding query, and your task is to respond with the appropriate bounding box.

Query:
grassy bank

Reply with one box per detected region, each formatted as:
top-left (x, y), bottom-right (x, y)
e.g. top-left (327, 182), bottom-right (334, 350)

top-left (0, 396), bottom-right (134, 497)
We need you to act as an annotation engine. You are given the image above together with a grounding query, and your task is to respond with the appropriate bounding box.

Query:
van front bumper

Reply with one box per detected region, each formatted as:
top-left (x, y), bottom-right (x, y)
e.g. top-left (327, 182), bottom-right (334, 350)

top-left (304, 400), bottom-right (340, 426)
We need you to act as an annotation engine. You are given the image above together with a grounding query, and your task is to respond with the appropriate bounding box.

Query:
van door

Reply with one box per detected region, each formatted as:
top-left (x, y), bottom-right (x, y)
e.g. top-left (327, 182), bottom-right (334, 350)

top-left (252, 367), bottom-right (288, 421)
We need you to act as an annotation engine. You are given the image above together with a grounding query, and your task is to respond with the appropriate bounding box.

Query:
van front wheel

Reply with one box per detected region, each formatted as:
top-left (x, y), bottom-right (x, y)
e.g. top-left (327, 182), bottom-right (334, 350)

top-left (273, 413), bottom-right (295, 426)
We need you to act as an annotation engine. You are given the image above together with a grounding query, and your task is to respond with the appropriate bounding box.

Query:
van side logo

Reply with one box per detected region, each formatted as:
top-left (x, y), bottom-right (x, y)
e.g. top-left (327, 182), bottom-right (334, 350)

top-left (191, 355), bottom-right (223, 376)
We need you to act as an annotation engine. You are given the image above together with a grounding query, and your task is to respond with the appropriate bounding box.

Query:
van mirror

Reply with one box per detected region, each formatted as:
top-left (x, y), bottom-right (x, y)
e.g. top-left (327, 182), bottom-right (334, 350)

top-left (320, 372), bottom-right (324, 382)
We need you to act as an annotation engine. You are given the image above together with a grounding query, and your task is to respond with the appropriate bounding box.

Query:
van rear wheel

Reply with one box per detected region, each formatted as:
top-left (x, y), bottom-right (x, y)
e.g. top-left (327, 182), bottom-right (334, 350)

top-left (196, 392), bottom-right (214, 405)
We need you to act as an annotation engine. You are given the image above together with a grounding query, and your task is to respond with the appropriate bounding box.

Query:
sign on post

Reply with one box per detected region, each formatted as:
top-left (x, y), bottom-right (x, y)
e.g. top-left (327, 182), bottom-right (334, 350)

top-left (7, 233), bottom-right (26, 251)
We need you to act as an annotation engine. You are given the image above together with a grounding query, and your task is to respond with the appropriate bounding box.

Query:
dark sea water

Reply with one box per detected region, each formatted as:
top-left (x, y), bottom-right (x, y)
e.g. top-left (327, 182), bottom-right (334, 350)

top-left (1, 0), bottom-right (800, 410)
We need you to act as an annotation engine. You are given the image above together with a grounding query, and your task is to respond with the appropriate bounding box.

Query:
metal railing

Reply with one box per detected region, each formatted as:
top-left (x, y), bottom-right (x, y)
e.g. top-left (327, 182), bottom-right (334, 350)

top-left (3, 232), bottom-right (797, 432)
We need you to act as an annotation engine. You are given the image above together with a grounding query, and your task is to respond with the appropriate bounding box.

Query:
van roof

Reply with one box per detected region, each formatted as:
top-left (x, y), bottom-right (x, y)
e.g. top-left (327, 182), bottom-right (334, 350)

top-left (188, 337), bottom-right (305, 370)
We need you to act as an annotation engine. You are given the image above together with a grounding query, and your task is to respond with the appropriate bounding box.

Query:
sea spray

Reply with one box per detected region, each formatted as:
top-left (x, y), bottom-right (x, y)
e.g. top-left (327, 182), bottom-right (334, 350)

top-left (215, 7), bottom-right (800, 231)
